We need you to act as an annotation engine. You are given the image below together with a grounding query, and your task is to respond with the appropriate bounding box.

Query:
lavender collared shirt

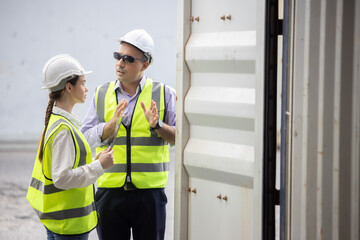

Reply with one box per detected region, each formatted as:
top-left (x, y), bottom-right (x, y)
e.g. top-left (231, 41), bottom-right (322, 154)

top-left (80, 75), bottom-right (176, 149)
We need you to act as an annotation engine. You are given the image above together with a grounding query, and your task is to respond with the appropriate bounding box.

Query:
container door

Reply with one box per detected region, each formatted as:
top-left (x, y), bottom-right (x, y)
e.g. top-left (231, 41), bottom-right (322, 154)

top-left (175, 0), bottom-right (266, 239)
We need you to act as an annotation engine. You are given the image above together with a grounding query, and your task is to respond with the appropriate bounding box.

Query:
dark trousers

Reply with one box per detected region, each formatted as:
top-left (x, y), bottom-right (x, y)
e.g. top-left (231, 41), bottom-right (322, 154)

top-left (45, 227), bottom-right (89, 240)
top-left (95, 187), bottom-right (167, 240)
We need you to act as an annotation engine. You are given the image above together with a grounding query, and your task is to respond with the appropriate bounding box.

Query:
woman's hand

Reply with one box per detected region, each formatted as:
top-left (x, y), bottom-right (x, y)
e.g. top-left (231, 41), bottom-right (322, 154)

top-left (97, 147), bottom-right (114, 169)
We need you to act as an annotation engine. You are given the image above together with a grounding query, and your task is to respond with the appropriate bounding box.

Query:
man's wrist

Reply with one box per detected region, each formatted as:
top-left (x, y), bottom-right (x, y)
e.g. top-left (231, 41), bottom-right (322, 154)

top-left (151, 119), bottom-right (163, 130)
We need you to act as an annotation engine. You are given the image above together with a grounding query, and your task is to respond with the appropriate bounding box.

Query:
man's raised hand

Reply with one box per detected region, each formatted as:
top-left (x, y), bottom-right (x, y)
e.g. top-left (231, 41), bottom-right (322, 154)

top-left (141, 100), bottom-right (158, 128)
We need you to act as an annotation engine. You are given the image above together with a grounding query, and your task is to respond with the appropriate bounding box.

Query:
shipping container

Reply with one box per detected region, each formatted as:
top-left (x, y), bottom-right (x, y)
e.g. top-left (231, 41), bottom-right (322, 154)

top-left (175, 0), bottom-right (360, 239)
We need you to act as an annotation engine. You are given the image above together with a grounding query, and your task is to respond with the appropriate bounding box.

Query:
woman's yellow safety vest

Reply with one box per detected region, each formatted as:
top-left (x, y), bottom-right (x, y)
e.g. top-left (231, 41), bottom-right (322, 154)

top-left (26, 114), bottom-right (97, 235)
top-left (95, 78), bottom-right (169, 189)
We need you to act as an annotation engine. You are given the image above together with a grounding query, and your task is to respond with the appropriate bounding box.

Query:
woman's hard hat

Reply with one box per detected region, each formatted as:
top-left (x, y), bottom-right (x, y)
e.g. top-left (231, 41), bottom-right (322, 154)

top-left (116, 29), bottom-right (155, 65)
top-left (42, 54), bottom-right (92, 92)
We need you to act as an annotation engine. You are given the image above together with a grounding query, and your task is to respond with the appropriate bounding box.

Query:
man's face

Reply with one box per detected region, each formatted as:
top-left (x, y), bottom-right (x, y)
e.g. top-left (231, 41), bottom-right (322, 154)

top-left (115, 42), bottom-right (148, 84)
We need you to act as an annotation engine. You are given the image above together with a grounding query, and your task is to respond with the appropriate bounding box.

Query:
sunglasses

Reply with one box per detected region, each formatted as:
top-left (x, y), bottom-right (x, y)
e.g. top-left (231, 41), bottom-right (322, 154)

top-left (113, 52), bottom-right (147, 63)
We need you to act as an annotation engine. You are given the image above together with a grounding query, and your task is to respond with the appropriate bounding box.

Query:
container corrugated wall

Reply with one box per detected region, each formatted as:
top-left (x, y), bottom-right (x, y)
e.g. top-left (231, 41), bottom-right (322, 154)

top-left (289, 0), bottom-right (360, 239)
top-left (175, 0), bottom-right (266, 239)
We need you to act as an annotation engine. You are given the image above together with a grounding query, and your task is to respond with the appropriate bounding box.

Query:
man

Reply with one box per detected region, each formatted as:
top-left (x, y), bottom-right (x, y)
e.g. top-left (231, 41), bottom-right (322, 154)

top-left (81, 29), bottom-right (176, 240)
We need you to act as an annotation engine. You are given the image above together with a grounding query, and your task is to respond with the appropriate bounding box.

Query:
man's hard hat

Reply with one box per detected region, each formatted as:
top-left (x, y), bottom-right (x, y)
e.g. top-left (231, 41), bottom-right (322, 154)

top-left (42, 54), bottom-right (92, 92)
top-left (116, 29), bottom-right (155, 65)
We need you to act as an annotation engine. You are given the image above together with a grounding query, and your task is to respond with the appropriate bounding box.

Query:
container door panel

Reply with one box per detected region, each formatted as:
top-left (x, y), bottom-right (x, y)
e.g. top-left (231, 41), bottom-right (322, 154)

top-left (176, 0), bottom-right (265, 239)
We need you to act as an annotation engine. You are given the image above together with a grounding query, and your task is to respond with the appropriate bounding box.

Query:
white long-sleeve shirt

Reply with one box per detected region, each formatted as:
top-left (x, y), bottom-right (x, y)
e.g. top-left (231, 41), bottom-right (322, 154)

top-left (51, 106), bottom-right (104, 190)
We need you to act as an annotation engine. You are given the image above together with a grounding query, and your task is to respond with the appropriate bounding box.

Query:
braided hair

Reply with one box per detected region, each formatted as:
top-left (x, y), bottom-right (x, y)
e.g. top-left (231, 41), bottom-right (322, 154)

top-left (38, 76), bottom-right (79, 162)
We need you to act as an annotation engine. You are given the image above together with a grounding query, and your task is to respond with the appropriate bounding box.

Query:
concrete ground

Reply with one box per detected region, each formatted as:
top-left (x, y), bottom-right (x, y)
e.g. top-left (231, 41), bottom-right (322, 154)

top-left (0, 147), bottom-right (175, 240)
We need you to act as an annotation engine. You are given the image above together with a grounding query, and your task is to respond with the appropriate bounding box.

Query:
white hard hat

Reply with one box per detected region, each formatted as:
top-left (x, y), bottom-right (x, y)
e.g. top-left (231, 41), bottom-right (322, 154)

top-left (42, 54), bottom-right (92, 92)
top-left (116, 29), bottom-right (155, 65)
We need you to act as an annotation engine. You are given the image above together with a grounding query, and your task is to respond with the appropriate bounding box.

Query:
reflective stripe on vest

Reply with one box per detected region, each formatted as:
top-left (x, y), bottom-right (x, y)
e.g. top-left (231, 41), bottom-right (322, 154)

top-left (104, 162), bottom-right (170, 173)
top-left (26, 114), bottom-right (97, 235)
top-left (95, 79), bottom-right (169, 189)
top-left (29, 177), bottom-right (64, 194)
top-left (34, 202), bottom-right (96, 220)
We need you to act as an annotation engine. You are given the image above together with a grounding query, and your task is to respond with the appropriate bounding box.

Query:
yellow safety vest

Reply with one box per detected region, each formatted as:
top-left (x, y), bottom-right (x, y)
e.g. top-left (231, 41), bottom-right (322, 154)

top-left (95, 78), bottom-right (169, 189)
top-left (26, 114), bottom-right (97, 235)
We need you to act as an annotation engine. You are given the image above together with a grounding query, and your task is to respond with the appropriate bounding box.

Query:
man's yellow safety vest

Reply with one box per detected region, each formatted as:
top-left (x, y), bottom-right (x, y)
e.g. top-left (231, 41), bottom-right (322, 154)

top-left (95, 78), bottom-right (169, 189)
top-left (26, 114), bottom-right (97, 235)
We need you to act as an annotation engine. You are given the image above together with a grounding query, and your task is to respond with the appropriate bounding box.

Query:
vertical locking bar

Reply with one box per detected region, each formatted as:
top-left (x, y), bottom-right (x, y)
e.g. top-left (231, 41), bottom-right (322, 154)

top-left (263, 0), bottom-right (281, 239)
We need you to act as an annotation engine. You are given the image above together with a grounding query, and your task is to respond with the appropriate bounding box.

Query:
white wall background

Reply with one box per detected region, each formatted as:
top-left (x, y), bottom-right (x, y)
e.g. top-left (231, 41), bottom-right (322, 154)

top-left (0, 0), bottom-right (177, 142)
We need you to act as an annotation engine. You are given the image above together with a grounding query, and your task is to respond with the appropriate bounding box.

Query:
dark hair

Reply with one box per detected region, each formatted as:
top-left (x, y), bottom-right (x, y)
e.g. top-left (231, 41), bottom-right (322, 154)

top-left (38, 76), bottom-right (79, 162)
top-left (66, 75), bottom-right (79, 86)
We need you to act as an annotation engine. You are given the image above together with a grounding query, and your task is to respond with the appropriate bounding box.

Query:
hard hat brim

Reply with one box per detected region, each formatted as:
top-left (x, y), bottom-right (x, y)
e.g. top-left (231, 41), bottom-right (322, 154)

top-left (42, 70), bottom-right (92, 91)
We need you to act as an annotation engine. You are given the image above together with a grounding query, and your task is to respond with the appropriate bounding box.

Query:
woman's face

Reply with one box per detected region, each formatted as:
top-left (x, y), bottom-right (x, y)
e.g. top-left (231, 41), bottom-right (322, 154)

top-left (70, 75), bottom-right (88, 104)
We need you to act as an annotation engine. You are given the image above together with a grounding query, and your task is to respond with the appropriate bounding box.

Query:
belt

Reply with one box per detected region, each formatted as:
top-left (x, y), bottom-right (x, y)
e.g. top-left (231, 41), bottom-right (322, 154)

top-left (123, 181), bottom-right (137, 191)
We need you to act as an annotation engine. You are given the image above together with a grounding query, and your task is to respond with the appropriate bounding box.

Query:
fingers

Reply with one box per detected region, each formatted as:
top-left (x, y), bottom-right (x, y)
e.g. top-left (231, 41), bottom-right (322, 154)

top-left (149, 100), bottom-right (157, 112)
top-left (116, 100), bottom-right (128, 117)
top-left (102, 148), bottom-right (114, 156)
top-left (116, 99), bottom-right (127, 110)
top-left (98, 148), bottom-right (114, 169)
top-left (95, 147), bottom-right (111, 160)
top-left (150, 101), bottom-right (158, 119)
top-left (94, 152), bottom-right (101, 160)
top-left (141, 101), bottom-right (147, 113)
top-left (104, 149), bottom-right (114, 159)
top-left (141, 100), bottom-right (159, 127)
top-left (119, 99), bottom-right (128, 110)
top-left (141, 100), bottom-right (157, 112)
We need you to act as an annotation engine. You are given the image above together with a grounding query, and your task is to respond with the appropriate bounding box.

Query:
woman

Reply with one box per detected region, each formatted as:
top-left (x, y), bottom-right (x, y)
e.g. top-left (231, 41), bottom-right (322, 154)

top-left (26, 54), bottom-right (124, 239)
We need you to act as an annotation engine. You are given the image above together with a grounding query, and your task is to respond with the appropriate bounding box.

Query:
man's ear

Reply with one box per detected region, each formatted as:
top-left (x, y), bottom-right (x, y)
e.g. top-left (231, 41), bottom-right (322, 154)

top-left (141, 61), bottom-right (150, 71)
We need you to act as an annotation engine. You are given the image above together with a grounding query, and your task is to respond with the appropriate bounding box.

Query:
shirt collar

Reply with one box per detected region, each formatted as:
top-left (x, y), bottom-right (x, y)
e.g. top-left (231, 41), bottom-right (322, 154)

top-left (113, 75), bottom-right (147, 94)
top-left (52, 106), bottom-right (82, 129)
